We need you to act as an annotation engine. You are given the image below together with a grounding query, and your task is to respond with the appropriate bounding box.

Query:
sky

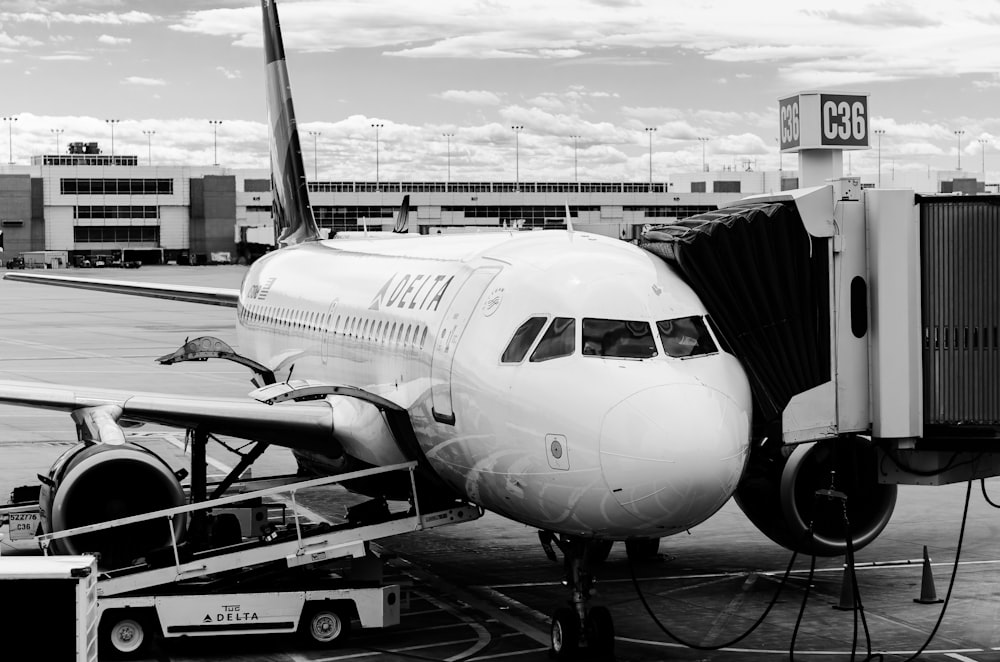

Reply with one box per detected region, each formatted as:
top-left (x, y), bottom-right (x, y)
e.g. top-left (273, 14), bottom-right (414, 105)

top-left (4, 0), bottom-right (1000, 182)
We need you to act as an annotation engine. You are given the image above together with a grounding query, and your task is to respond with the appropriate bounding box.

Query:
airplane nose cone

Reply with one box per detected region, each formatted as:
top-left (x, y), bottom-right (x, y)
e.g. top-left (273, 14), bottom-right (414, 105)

top-left (599, 384), bottom-right (750, 532)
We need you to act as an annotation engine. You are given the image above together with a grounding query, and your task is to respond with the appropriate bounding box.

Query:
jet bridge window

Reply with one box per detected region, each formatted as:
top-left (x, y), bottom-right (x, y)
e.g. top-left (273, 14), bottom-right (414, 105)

top-left (530, 317), bottom-right (576, 362)
top-left (583, 318), bottom-right (656, 358)
top-left (501, 316), bottom-right (548, 363)
top-left (657, 316), bottom-right (718, 358)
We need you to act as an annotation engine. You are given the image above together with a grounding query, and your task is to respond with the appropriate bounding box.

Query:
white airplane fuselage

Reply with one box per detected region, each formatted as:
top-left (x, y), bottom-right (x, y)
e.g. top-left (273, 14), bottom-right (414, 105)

top-left (236, 230), bottom-right (752, 540)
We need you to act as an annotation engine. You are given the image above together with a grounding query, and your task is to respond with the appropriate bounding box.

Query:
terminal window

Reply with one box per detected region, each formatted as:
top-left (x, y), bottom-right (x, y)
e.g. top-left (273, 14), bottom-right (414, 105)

top-left (60, 178), bottom-right (173, 195)
top-left (74, 206), bottom-right (159, 220)
top-left (73, 226), bottom-right (160, 243)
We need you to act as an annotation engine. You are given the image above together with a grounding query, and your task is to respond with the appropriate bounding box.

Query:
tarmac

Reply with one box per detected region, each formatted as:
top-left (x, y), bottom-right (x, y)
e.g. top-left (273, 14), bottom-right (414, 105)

top-left (2, 265), bottom-right (1000, 661)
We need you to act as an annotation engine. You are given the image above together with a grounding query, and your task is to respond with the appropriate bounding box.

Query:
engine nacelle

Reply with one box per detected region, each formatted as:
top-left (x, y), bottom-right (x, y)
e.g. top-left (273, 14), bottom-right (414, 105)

top-left (734, 437), bottom-right (896, 557)
top-left (39, 442), bottom-right (187, 567)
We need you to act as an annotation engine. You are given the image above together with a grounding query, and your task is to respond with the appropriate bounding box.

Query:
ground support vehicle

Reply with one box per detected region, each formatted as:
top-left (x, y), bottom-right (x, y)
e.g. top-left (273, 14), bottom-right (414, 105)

top-left (1, 461), bottom-right (481, 659)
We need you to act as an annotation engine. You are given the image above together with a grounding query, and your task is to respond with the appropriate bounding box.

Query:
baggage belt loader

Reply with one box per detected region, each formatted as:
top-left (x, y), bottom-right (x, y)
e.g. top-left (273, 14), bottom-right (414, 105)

top-left (1, 460), bottom-right (482, 659)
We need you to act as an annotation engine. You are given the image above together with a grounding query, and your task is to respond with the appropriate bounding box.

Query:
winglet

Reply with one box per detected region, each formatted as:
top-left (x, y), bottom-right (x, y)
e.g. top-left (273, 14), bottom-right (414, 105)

top-left (262, 0), bottom-right (321, 247)
top-left (393, 195), bottom-right (411, 233)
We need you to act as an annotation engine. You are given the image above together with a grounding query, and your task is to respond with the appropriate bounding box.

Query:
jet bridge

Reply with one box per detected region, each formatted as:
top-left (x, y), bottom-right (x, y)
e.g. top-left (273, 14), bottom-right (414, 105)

top-left (642, 182), bottom-right (1000, 487)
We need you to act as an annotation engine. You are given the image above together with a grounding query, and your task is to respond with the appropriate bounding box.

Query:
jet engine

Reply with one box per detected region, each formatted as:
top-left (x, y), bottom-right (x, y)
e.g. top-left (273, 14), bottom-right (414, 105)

top-left (734, 437), bottom-right (896, 557)
top-left (39, 441), bottom-right (188, 567)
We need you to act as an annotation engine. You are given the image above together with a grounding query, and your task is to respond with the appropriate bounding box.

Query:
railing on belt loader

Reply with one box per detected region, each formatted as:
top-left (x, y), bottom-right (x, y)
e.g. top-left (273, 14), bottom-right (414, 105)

top-left (21, 461), bottom-right (481, 658)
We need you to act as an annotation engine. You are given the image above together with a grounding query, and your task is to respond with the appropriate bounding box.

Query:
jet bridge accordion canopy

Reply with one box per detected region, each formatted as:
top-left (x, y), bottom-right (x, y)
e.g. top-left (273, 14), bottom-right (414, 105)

top-left (920, 196), bottom-right (1000, 427)
top-left (640, 201), bottom-right (831, 433)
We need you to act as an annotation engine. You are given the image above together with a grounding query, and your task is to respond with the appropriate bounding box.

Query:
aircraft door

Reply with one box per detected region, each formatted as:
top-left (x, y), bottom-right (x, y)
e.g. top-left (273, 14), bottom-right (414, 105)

top-left (321, 298), bottom-right (338, 365)
top-left (430, 266), bottom-right (502, 424)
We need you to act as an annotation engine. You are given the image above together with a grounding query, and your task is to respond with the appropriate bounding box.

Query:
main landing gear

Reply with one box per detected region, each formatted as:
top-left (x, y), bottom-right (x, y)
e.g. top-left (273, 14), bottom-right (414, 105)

top-left (538, 532), bottom-right (616, 660)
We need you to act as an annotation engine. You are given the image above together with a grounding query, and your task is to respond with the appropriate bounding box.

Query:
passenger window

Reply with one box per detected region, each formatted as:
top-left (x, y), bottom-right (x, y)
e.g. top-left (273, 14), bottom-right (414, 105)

top-left (530, 317), bottom-right (576, 362)
top-left (582, 318), bottom-right (656, 358)
top-left (501, 316), bottom-right (548, 363)
top-left (420, 327), bottom-right (428, 349)
top-left (657, 316), bottom-right (718, 358)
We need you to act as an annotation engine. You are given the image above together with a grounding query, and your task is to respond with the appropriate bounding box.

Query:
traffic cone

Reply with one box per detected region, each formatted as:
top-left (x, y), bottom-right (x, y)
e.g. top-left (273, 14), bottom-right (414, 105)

top-left (914, 545), bottom-right (943, 604)
top-left (832, 562), bottom-right (856, 611)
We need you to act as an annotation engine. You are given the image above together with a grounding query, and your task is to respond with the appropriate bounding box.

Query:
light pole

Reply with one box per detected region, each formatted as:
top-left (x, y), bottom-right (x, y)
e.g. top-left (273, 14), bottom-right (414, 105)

top-left (371, 123), bottom-right (383, 191)
top-left (442, 133), bottom-right (454, 191)
top-left (142, 130), bottom-right (155, 166)
top-left (954, 129), bottom-right (965, 170)
top-left (209, 120), bottom-right (222, 166)
top-left (644, 128), bottom-right (657, 186)
top-left (697, 137), bottom-right (709, 173)
top-left (979, 138), bottom-right (988, 173)
top-left (511, 125), bottom-right (523, 190)
top-left (3, 116), bottom-right (17, 164)
top-left (50, 128), bottom-right (64, 156)
top-left (308, 131), bottom-right (321, 181)
top-left (874, 129), bottom-right (885, 186)
top-left (570, 135), bottom-right (580, 184)
top-left (105, 119), bottom-right (120, 160)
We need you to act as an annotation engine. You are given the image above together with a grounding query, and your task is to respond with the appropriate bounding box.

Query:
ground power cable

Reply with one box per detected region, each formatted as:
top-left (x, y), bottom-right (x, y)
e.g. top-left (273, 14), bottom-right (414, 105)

top-left (628, 529), bottom-right (811, 651)
top-left (891, 479), bottom-right (971, 662)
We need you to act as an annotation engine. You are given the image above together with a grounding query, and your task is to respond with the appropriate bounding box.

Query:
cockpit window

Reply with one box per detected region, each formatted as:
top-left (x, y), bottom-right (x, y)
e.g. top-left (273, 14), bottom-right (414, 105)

top-left (501, 316), bottom-right (548, 363)
top-left (582, 318), bottom-right (656, 358)
top-left (530, 317), bottom-right (576, 362)
top-left (657, 316), bottom-right (718, 358)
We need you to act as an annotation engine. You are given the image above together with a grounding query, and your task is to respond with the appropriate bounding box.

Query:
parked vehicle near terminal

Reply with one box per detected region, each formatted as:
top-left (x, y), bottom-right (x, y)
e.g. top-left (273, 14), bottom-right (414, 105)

top-left (5, 256), bottom-right (24, 269)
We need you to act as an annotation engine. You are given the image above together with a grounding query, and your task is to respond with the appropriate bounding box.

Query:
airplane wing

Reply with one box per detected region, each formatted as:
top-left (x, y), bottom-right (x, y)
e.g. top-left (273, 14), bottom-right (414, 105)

top-left (3, 272), bottom-right (239, 307)
top-left (0, 380), bottom-right (334, 450)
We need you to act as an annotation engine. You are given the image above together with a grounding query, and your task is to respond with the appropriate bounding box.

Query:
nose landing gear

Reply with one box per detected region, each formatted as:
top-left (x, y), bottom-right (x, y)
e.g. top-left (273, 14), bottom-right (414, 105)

top-left (538, 532), bottom-right (616, 660)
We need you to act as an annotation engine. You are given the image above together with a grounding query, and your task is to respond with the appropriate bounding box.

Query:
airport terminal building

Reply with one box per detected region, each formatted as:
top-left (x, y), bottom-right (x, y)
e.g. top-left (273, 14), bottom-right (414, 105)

top-left (0, 143), bottom-right (985, 265)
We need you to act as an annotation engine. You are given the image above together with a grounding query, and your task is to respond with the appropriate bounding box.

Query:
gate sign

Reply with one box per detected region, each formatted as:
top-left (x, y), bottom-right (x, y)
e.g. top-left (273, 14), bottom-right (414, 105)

top-left (779, 96), bottom-right (800, 150)
top-left (820, 94), bottom-right (867, 146)
top-left (778, 92), bottom-right (870, 152)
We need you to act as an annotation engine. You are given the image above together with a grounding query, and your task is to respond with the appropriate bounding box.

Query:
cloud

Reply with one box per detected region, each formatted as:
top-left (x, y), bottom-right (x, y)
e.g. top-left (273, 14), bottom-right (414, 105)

top-left (0, 32), bottom-right (43, 49)
top-left (437, 90), bottom-right (502, 106)
top-left (38, 53), bottom-right (91, 61)
top-left (216, 66), bottom-right (241, 80)
top-left (122, 76), bottom-right (166, 86)
top-left (97, 34), bottom-right (131, 45)
top-left (0, 10), bottom-right (155, 25)
top-left (811, 3), bottom-right (940, 29)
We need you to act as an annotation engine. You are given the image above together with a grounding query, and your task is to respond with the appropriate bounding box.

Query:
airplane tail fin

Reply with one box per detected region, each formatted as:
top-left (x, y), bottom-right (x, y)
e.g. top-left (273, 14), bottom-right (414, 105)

top-left (262, 0), bottom-right (321, 247)
top-left (393, 195), bottom-right (411, 233)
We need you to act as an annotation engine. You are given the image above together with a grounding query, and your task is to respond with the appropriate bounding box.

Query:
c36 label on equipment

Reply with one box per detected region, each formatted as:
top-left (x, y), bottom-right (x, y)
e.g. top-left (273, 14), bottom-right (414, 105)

top-left (8, 511), bottom-right (40, 540)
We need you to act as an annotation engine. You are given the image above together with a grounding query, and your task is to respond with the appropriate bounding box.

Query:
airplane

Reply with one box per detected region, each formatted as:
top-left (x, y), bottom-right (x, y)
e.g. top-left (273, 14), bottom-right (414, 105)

top-left (0, 0), bottom-right (836, 657)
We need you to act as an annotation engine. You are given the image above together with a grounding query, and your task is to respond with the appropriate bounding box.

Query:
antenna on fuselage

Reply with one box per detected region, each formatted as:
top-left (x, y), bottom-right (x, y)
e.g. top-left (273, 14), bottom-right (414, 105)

top-left (565, 201), bottom-right (574, 236)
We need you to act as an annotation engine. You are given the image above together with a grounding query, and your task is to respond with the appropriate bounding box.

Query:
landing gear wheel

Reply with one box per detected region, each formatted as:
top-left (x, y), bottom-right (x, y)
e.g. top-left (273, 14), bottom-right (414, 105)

top-left (625, 537), bottom-right (660, 562)
top-left (100, 612), bottom-right (152, 659)
top-left (585, 606), bottom-right (615, 658)
top-left (300, 604), bottom-right (351, 646)
top-left (550, 607), bottom-right (580, 659)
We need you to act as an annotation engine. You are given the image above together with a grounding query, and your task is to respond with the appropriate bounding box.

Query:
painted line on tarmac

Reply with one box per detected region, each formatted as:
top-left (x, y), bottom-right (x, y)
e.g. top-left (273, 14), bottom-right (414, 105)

top-left (384, 551), bottom-right (551, 648)
top-left (468, 647), bottom-right (550, 660)
top-left (418, 591), bottom-right (492, 661)
top-left (946, 654), bottom-right (983, 662)
top-left (485, 557), bottom-right (1000, 589)
top-left (618, 636), bottom-right (988, 657)
top-left (314, 632), bottom-right (526, 661)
